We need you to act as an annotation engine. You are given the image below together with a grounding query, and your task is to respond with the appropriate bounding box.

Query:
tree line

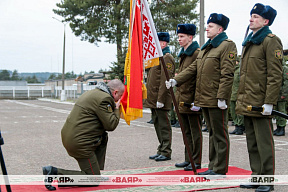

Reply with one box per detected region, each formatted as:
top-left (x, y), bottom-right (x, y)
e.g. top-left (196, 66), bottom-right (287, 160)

top-left (0, 69), bottom-right (104, 83)
top-left (0, 69), bottom-right (48, 83)
top-left (53, 0), bottom-right (199, 81)
top-left (0, 69), bottom-right (76, 83)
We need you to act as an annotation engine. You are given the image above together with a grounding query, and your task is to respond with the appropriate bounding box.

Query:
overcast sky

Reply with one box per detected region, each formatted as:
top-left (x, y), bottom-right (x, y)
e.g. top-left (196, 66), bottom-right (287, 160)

top-left (0, 0), bottom-right (287, 74)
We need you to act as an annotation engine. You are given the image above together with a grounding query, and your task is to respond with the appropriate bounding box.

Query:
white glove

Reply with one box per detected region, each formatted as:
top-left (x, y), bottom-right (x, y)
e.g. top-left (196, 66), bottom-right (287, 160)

top-left (190, 103), bottom-right (201, 111)
top-left (217, 99), bottom-right (227, 110)
top-left (261, 104), bottom-right (273, 115)
top-left (156, 102), bottom-right (164, 108)
top-left (165, 79), bottom-right (177, 89)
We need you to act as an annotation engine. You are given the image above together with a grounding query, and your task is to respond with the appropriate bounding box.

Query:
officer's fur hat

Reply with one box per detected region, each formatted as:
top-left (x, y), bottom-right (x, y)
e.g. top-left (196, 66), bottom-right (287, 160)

top-left (250, 3), bottom-right (277, 26)
top-left (176, 24), bottom-right (196, 35)
top-left (157, 32), bottom-right (170, 43)
top-left (207, 13), bottom-right (230, 30)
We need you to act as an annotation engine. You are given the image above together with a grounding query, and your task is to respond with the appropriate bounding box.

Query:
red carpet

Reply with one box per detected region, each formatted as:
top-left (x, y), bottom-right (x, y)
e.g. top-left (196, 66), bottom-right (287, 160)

top-left (5, 165), bottom-right (252, 192)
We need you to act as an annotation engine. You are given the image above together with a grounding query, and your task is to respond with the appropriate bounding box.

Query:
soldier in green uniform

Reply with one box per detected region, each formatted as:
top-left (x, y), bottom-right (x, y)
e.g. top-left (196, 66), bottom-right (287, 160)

top-left (229, 57), bottom-right (245, 135)
top-left (144, 32), bottom-right (175, 161)
top-left (166, 13), bottom-right (237, 176)
top-left (173, 24), bottom-right (203, 171)
top-left (42, 79), bottom-right (124, 191)
top-left (273, 63), bottom-right (288, 136)
top-left (236, 4), bottom-right (282, 192)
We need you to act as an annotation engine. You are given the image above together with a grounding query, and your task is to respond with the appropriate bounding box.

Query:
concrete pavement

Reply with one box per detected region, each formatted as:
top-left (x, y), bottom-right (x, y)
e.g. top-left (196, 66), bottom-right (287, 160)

top-left (0, 99), bottom-right (287, 191)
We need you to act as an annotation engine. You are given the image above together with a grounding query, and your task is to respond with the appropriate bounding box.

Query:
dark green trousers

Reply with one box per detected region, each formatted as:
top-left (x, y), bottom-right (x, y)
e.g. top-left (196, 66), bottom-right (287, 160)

top-left (170, 103), bottom-right (177, 121)
top-left (152, 108), bottom-right (172, 157)
top-left (202, 107), bottom-right (230, 174)
top-left (230, 100), bottom-right (244, 126)
top-left (244, 116), bottom-right (275, 175)
top-left (275, 101), bottom-right (287, 127)
top-left (58, 132), bottom-right (108, 175)
top-left (179, 113), bottom-right (203, 165)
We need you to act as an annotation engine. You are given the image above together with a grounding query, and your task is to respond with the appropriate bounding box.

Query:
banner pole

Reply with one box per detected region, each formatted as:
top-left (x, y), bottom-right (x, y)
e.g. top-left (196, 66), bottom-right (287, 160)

top-left (0, 131), bottom-right (12, 192)
top-left (239, 25), bottom-right (250, 75)
top-left (160, 56), bottom-right (198, 175)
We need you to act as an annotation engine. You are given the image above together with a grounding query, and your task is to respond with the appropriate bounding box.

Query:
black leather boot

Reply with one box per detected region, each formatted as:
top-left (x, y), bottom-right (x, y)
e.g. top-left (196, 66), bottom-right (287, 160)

top-left (275, 126), bottom-right (285, 136)
top-left (240, 183), bottom-right (259, 189)
top-left (198, 169), bottom-right (213, 175)
top-left (255, 185), bottom-right (274, 192)
top-left (172, 121), bottom-right (180, 128)
top-left (229, 126), bottom-right (239, 134)
top-left (184, 163), bottom-right (201, 171)
top-left (175, 161), bottom-right (190, 168)
top-left (235, 125), bottom-right (245, 135)
top-left (171, 119), bottom-right (177, 126)
top-left (202, 126), bottom-right (208, 132)
top-left (43, 166), bottom-right (58, 191)
top-left (147, 119), bottom-right (154, 124)
top-left (273, 126), bottom-right (280, 135)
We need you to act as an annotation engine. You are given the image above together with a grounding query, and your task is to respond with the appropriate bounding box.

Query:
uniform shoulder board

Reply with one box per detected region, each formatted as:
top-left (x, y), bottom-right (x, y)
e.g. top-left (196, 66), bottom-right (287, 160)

top-left (268, 34), bottom-right (275, 38)
top-left (165, 52), bottom-right (170, 55)
top-left (226, 39), bottom-right (232, 42)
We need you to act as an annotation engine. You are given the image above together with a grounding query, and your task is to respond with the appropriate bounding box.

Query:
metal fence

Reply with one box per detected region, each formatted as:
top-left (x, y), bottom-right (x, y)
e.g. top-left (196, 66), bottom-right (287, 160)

top-left (0, 86), bottom-right (52, 99)
top-left (0, 84), bottom-right (97, 100)
top-left (54, 85), bottom-right (97, 100)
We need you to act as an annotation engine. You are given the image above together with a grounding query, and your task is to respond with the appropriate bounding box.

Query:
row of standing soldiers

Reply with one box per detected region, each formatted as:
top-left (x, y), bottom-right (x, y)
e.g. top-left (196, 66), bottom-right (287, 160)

top-left (144, 3), bottom-right (286, 192)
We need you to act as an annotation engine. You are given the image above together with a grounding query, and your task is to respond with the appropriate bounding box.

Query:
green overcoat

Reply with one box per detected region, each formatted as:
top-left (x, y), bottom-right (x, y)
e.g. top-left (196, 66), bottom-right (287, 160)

top-left (144, 46), bottom-right (175, 111)
top-left (236, 26), bottom-right (283, 117)
top-left (175, 32), bottom-right (237, 107)
top-left (175, 41), bottom-right (201, 114)
top-left (61, 86), bottom-right (120, 158)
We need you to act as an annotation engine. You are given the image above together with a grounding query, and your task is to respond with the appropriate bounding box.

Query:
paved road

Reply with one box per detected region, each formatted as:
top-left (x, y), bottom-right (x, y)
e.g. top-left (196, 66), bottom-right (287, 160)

top-left (0, 99), bottom-right (287, 191)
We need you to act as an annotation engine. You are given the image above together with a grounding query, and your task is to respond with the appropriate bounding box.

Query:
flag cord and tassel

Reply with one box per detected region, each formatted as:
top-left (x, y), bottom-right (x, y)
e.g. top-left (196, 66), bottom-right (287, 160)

top-left (160, 56), bottom-right (198, 175)
top-left (140, 0), bottom-right (147, 99)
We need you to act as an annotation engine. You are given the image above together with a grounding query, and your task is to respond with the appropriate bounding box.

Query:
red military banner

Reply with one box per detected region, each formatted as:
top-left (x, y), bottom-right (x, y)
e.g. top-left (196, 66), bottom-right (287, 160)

top-left (120, 0), bottom-right (162, 125)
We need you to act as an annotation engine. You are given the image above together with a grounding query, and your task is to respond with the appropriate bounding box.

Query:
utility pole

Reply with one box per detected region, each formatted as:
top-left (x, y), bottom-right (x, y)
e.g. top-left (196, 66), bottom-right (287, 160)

top-left (53, 17), bottom-right (67, 101)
